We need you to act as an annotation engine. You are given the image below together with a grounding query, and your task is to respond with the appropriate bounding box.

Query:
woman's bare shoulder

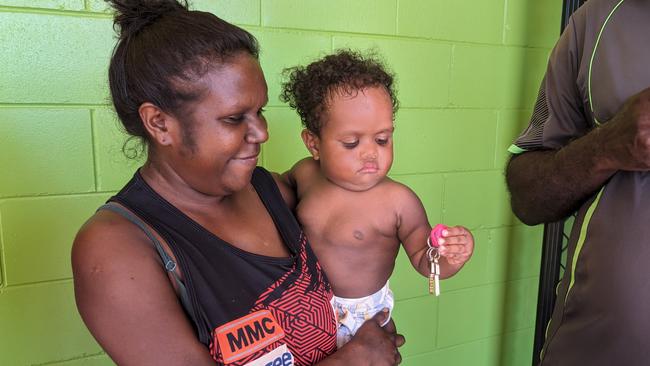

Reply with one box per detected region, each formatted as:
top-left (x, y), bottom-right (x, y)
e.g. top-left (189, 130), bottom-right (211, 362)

top-left (73, 208), bottom-right (152, 264)
top-left (71, 208), bottom-right (213, 365)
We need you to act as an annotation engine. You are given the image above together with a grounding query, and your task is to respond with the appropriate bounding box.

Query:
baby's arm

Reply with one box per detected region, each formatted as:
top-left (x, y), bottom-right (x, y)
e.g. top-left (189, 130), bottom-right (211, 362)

top-left (396, 184), bottom-right (473, 279)
top-left (271, 172), bottom-right (297, 210)
top-left (279, 157), bottom-right (320, 197)
top-left (272, 158), bottom-right (318, 210)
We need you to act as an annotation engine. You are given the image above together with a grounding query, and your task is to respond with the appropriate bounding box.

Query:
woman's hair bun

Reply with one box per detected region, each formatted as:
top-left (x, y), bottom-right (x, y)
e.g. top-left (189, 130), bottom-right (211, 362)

top-left (106, 0), bottom-right (188, 38)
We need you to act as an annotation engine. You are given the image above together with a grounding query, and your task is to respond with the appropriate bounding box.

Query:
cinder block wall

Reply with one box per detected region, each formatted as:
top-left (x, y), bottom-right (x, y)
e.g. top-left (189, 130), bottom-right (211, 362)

top-left (0, 1), bottom-right (560, 365)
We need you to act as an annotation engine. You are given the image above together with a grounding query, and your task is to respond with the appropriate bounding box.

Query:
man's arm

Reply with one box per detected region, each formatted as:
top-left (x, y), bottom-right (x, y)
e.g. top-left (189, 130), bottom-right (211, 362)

top-left (506, 87), bottom-right (650, 225)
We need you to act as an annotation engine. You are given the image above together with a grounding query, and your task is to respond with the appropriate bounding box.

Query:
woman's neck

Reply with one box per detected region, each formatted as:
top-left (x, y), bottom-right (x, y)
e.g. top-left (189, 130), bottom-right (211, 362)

top-left (139, 160), bottom-right (235, 213)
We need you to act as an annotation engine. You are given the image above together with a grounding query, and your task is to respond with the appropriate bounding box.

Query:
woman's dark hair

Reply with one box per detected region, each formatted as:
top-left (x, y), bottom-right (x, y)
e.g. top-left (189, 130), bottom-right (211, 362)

top-left (106, 0), bottom-right (259, 155)
top-left (280, 49), bottom-right (398, 136)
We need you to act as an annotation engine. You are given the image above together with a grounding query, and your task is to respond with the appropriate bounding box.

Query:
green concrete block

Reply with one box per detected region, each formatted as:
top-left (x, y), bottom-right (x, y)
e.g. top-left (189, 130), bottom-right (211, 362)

top-left (392, 109), bottom-right (498, 174)
top-left (496, 47), bottom-right (550, 111)
top-left (407, 329), bottom-right (533, 366)
top-left (261, 107), bottom-right (310, 173)
top-left (0, 282), bottom-right (103, 365)
top-left (450, 46), bottom-right (548, 109)
top-left (519, 48), bottom-right (551, 109)
top-left (437, 0), bottom-right (504, 44)
top-left (0, 213), bottom-right (4, 287)
top-left (193, 0), bottom-right (260, 26)
top-left (90, 0), bottom-right (261, 22)
top-left (393, 296), bottom-right (438, 356)
top-left (87, 0), bottom-right (110, 12)
top-left (47, 354), bottom-right (114, 366)
top-left (449, 45), bottom-right (508, 108)
top-left (0, 13), bottom-right (113, 104)
top-left (0, 194), bottom-right (109, 285)
top-left (93, 108), bottom-right (145, 192)
top-left (496, 109), bottom-right (531, 169)
top-left (0, 0), bottom-right (83, 10)
top-left (504, 0), bottom-right (562, 48)
top-left (500, 328), bottom-right (535, 366)
top-left (501, 278), bottom-right (538, 332)
top-left (437, 283), bottom-right (506, 347)
top-left (391, 173), bottom-right (444, 225)
top-left (261, 0), bottom-right (397, 35)
top-left (487, 225), bottom-right (543, 283)
top-left (333, 36), bottom-right (451, 108)
top-left (500, 48), bottom-right (528, 110)
top-left (442, 170), bottom-right (513, 230)
top-left (396, 0), bottom-right (440, 39)
top-left (250, 29), bottom-right (331, 107)
top-left (0, 109), bottom-right (95, 197)
top-left (404, 337), bottom-right (499, 366)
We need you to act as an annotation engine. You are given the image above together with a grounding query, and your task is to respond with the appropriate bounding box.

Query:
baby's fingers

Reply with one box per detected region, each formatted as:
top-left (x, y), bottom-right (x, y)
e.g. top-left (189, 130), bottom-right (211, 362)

top-left (439, 243), bottom-right (468, 256)
top-left (446, 254), bottom-right (471, 265)
top-left (438, 235), bottom-right (469, 246)
top-left (438, 226), bottom-right (474, 248)
top-left (441, 225), bottom-right (470, 238)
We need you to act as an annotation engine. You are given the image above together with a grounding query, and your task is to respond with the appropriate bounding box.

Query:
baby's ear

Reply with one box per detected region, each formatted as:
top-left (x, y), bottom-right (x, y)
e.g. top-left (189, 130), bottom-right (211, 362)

top-left (301, 129), bottom-right (321, 160)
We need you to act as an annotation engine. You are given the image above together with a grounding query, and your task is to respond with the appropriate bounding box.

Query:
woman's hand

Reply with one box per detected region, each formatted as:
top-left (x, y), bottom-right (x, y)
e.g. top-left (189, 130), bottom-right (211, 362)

top-left (325, 309), bottom-right (405, 366)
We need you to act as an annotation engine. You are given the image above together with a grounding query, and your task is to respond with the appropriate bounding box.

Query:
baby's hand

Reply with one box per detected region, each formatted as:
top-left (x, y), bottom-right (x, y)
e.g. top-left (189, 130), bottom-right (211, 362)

top-left (436, 225), bottom-right (474, 266)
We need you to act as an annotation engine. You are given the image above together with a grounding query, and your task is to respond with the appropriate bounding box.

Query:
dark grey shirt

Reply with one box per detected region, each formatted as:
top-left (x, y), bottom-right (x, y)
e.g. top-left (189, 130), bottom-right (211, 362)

top-left (510, 0), bottom-right (650, 364)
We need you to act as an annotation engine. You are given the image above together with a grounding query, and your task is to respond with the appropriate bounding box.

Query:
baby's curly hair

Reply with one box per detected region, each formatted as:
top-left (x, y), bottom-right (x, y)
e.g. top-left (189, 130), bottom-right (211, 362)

top-left (280, 49), bottom-right (398, 136)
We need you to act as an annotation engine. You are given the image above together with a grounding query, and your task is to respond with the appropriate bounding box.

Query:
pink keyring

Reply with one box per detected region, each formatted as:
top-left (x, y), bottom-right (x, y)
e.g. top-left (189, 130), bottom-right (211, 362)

top-left (429, 224), bottom-right (448, 248)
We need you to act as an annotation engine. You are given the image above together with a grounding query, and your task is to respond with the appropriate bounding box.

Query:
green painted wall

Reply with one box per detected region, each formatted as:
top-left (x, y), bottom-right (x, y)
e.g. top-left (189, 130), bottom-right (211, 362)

top-left (0, 0), bottom-right (560, 365)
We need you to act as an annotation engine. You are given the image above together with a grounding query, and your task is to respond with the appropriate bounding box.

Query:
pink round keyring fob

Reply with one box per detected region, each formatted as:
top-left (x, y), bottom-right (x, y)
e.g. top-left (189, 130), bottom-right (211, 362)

top-left (429, 224), bottom-right (448, 248)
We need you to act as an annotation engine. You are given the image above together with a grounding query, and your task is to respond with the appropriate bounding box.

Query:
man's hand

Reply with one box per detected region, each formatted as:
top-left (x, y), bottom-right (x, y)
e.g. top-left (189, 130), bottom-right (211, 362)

top-left (506, 87), bottom-right (650, 225)
top-left (597, 87), bottom-right (650, 171)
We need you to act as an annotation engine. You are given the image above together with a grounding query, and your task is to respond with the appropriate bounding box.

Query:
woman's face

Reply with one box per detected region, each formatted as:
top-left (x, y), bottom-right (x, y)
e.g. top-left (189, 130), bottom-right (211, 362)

top-left (165, 53), bottom-right (269, 197)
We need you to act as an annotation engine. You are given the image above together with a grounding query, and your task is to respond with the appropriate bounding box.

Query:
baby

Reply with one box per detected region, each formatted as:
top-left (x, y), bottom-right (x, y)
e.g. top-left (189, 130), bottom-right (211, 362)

top-left (280, 50), bottom-right (474, 348)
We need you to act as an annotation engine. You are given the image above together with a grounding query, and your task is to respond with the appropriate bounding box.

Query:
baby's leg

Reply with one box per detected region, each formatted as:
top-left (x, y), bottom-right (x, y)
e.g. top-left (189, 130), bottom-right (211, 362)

top-left (330, 282), bottom-right (395, 348)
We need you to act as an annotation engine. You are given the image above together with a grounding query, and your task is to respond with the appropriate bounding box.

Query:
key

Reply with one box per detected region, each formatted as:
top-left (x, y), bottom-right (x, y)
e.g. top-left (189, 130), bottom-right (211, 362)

top-left (427, 224), bottom-right (447, 296)
top-left (432, 255), bottom-right (440, 296)
top-left (427, 246), bottom-right (441, 296)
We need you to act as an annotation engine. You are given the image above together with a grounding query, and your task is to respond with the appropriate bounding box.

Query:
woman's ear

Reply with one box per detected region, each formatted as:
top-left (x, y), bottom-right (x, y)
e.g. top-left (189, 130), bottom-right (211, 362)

top-left (138, 102), bottom-right (174, 146)
top-left (301, 129), bottom-right (321, 160)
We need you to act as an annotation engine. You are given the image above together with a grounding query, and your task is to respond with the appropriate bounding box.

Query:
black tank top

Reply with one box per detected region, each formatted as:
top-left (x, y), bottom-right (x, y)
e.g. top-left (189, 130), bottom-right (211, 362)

top-left (109, 167), bottom-right (336, 365)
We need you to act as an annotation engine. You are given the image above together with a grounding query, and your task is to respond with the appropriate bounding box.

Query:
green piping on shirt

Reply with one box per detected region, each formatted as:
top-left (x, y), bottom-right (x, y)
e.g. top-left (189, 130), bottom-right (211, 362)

top-left (507, 144), bottom-right (527, 154)
top-left (588, 0), bottom-right (625, 126)
top-left (539, 187), bottom-right (605, 362)
top-left (564, 186), bottom-right (605, 303)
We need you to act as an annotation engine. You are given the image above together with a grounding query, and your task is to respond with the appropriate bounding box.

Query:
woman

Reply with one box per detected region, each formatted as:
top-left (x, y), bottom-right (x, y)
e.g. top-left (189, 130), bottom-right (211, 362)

top-left (71, 1), bottom-right (403, 365)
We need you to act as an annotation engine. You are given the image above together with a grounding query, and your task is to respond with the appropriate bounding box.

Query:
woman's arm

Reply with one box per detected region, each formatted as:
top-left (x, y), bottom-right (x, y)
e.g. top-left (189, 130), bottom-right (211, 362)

top-left (72, 210), bottom-right (214, 366)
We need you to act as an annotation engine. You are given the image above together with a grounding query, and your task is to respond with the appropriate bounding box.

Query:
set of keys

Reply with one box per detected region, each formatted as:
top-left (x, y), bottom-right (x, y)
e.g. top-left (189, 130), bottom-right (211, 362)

top-left (426, 224), bottom-right (447, 296)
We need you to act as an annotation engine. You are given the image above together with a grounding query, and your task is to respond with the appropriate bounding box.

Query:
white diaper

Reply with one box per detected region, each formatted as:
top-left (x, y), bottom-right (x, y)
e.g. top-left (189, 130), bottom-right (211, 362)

top-left (330, 282), bottom-right (394, 348)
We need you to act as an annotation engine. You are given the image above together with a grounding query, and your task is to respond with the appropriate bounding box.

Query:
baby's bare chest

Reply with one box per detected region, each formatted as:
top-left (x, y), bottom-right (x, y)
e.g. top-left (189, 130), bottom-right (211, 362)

top-left (297, 188), bottom-right (398, 247)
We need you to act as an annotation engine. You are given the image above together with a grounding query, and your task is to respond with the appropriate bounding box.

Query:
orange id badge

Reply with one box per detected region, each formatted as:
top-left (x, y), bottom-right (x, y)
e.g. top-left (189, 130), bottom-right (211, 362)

top-left (215, 310), bottom-right (286, 364)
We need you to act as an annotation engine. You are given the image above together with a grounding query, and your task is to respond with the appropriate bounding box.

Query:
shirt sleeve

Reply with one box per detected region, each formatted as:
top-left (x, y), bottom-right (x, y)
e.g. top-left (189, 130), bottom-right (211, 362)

top-left (509, 9), bottom-right (591, 154)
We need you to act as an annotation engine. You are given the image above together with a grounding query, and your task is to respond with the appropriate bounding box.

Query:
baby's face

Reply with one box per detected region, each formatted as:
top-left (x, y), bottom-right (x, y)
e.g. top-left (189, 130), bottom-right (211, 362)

top-left (315, 86), bottom-right (394, 192)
